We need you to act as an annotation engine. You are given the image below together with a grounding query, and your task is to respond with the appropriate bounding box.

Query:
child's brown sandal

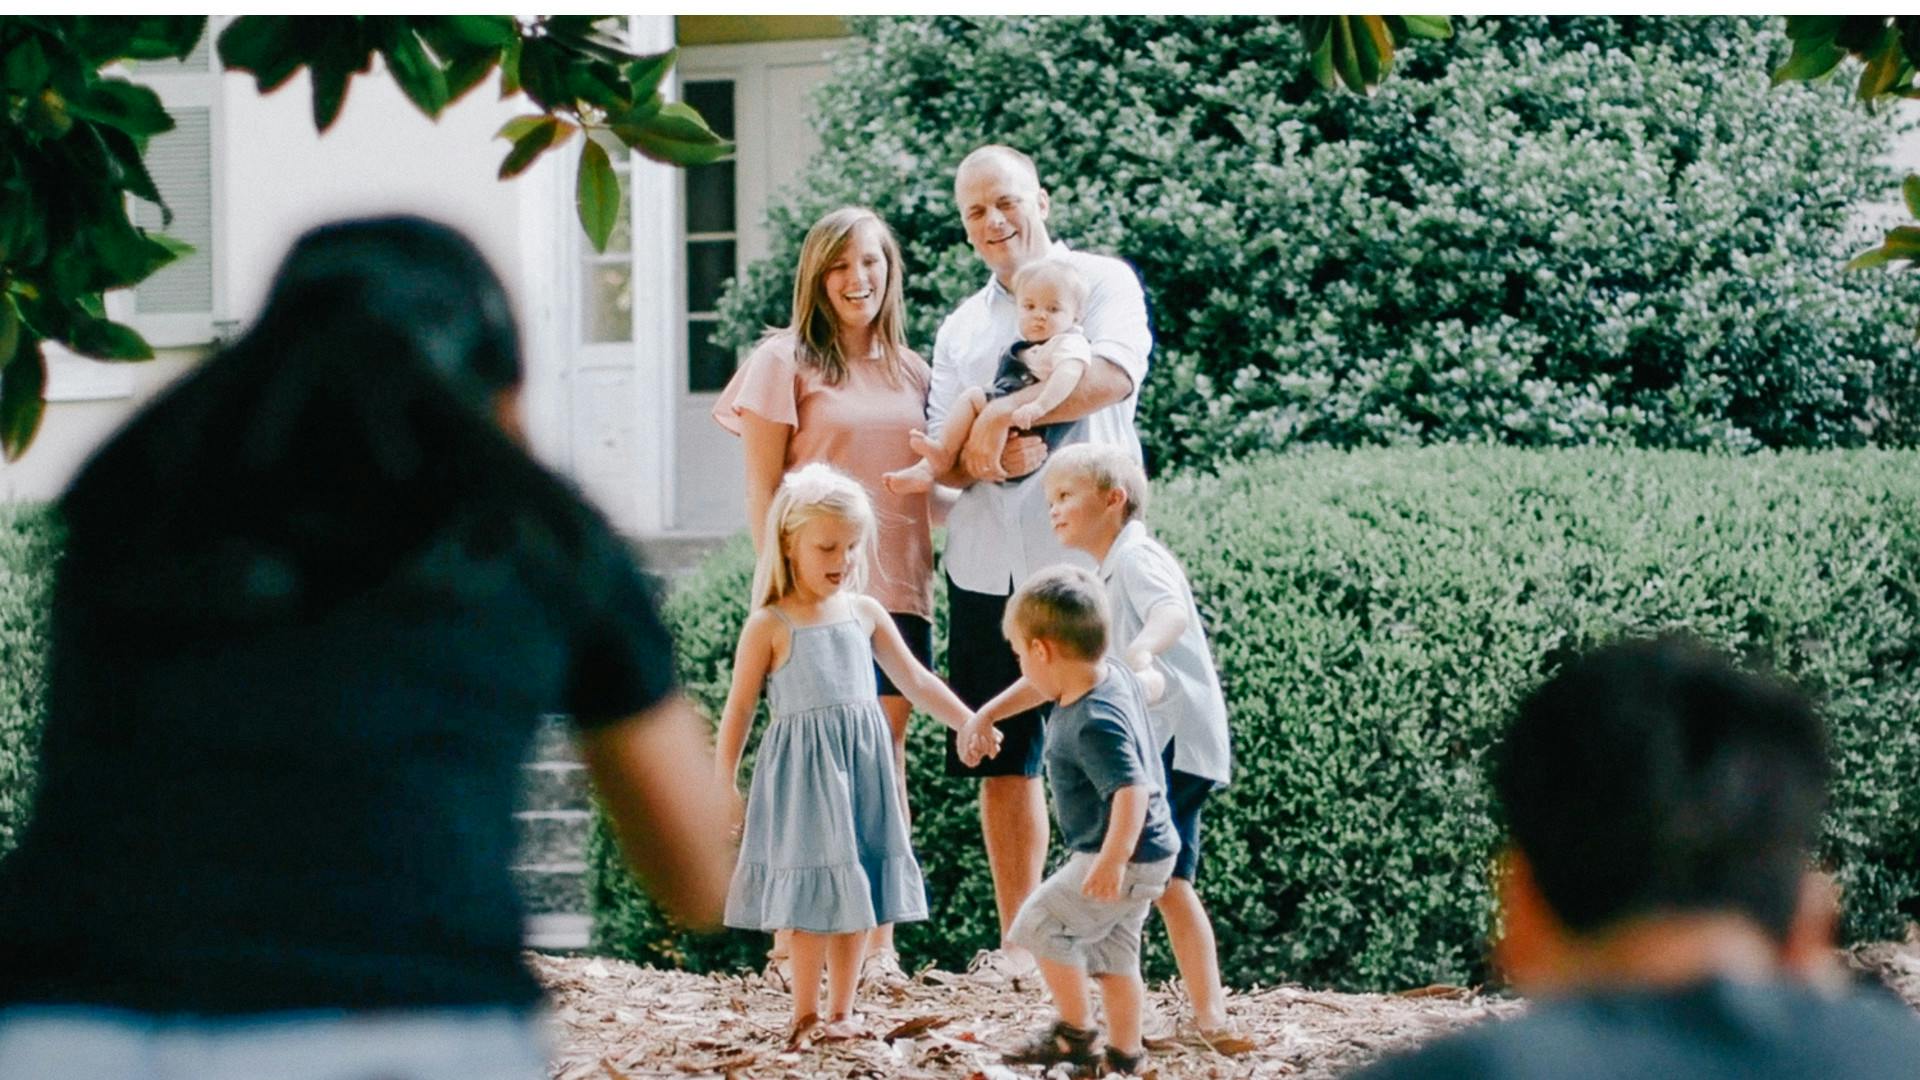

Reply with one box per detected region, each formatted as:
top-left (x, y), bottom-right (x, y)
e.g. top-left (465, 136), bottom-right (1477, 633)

top-left (785, 1012), bottom-right (820, 1049)
top-left (1003, 1018), bottom-right (1102, 1069)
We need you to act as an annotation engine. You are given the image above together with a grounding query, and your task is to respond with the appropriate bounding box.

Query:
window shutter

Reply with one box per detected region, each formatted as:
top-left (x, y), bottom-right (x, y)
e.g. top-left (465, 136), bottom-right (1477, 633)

top-left (132, 105), bottom-right (214, 317)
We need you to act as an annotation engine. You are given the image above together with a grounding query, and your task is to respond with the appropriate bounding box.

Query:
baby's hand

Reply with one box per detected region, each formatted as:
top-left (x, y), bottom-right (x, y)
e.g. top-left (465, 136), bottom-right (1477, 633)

top-left (1081, 855), bottom-right (1125, 902)
top-left (1009, 403), bottom-right (1044, 431)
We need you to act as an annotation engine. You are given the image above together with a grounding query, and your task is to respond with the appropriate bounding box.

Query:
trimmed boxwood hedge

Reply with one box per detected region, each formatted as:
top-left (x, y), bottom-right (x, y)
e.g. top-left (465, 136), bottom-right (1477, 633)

top-left (0, 503), bottom-right (61, 862)
top-left (590, 447), bottom-right (1920, 990)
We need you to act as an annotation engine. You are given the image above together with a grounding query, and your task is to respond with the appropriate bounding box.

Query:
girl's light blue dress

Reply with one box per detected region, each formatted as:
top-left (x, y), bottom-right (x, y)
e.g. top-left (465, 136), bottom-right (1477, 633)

top-left (724, 610), bottom-right (927, 934)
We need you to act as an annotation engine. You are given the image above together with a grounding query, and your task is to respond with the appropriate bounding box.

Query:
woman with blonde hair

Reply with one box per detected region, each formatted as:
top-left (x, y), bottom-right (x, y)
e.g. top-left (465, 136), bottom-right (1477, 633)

top-left (713, 207), bottom-right (935, 983)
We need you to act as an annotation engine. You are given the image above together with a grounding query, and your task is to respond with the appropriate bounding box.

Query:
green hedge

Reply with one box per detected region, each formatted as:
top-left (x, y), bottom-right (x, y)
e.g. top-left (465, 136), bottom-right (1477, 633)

top-left (590, 448), bottom-right (1920, 990)
top-left (714, 17), bottom-right (1920, 473)
top-left (0, 503), bottom-right (60, 862)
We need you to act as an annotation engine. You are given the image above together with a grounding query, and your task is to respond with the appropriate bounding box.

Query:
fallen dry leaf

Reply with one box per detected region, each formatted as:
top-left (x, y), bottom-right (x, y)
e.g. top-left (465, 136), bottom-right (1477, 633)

top-left (528, 940), bottom-right (1920, 1079)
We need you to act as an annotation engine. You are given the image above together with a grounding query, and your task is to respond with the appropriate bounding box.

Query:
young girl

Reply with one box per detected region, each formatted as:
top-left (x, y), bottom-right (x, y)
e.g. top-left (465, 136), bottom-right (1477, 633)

top-left (715, 464), bottom-right (991, 1043)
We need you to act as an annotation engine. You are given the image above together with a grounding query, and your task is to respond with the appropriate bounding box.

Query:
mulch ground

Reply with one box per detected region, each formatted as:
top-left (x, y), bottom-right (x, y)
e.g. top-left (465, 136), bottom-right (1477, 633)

top-left (531, 939), bottom-right (1920, 1079)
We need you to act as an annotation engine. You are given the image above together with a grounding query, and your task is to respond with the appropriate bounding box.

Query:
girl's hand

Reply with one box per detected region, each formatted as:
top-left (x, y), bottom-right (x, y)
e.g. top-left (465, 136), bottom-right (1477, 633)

top-left (725, 783), bottom-right (746, 844)
top-left (958, 715), bottom-right (1002, 767)
top-left (1082, 855), bottom-right (1126, 902)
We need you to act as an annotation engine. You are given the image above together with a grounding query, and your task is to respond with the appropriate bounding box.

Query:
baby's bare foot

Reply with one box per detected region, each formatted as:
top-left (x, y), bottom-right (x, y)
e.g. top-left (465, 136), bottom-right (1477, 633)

top-left (883, 463), bottom-right (934, 495)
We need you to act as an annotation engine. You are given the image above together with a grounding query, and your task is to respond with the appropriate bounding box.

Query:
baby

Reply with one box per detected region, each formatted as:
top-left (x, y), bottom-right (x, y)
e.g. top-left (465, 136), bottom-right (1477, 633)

top-left (883, 259), bottom-right (1091, 495)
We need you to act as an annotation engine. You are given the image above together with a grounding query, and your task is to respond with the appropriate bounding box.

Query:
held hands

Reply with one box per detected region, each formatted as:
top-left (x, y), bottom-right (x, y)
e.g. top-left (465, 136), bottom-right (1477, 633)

top-left (957, 714), bottom-right (1005, 768)
top-left (1081, 854), bottom-right (1126, 901)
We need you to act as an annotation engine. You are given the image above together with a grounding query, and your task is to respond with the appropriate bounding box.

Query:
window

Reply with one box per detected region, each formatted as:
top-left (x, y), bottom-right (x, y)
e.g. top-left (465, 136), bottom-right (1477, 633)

top-left (124, 31), bottom-right (221, 347)
top-left (580, 130), bottom-right (635, 343)
top-left (681, 79), bottom-right (737, 393)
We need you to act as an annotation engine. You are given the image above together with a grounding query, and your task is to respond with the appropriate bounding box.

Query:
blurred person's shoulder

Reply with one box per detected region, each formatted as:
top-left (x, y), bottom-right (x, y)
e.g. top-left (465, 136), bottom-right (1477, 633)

top-left (1350, 979), bottom-right (1920, 1080)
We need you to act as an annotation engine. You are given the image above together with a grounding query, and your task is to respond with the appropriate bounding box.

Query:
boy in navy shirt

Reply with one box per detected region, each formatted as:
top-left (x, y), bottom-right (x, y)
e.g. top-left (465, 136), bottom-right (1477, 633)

top-left (970, 565), bottom-right (1177, 1076)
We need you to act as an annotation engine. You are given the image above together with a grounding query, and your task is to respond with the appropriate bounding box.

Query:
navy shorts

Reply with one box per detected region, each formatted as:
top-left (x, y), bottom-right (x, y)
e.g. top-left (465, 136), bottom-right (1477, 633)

top-left (1162, 740), bottom-right (1217, 882)
top-left (943, 577), bottom-right (1047, 778)
top-left (873, 611), bottom-right (933, 700)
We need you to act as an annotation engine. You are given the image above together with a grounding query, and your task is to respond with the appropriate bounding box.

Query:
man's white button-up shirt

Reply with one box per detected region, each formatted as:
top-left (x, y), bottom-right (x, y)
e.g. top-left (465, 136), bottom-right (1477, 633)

top-left (927, 241), bottom-right (1153, 596)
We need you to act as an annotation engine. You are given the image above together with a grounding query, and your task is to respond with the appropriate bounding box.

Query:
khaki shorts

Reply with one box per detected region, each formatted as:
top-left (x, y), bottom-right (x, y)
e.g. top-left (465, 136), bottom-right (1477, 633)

top-left (1007, 852), bottom-right (1175, 977)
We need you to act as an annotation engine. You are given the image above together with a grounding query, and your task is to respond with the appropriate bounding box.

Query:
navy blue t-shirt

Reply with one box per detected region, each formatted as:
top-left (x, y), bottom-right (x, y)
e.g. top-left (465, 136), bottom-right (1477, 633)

top-left (0, 505), bottom-right (676, 1015)
top-left (1043, 660), bottom-right (1178, 863)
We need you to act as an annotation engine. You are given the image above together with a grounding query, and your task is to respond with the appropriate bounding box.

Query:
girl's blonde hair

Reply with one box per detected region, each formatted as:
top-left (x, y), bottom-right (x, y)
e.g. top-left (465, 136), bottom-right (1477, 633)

top-left (750, 463), bottom-right (877, 608)
top-left (776, 207), bottom-right (909, 387)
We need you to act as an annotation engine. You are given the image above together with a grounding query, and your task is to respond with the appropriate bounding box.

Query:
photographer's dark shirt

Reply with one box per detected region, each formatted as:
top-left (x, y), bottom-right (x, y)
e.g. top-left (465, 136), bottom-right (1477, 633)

top-left (0, 510), bottom-right (676, 1015)
top-left (1352, 978), bottom-right (1920, 1080)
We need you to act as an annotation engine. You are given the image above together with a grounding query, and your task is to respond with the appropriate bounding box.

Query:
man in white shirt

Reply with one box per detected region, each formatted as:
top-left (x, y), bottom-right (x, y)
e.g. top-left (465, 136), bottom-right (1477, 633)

top-left (925, 144), bottom-right (1153, 980)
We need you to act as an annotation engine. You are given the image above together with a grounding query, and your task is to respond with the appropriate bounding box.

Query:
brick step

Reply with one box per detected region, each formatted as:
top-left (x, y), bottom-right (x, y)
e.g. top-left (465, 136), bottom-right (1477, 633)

top-left (513, 861), bottom-right (589, 916)
top-left (515, 809), bottom-right (591, 864)
top-left (518, 761), bottom-right (590, 813)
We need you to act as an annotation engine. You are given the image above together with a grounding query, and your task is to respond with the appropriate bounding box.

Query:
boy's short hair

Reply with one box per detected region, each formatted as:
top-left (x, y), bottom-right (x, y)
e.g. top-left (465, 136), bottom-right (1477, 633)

top-left (1010, 259), bottom-right (1090, 320)
top-left (1494, 636), bottom-right (1830, 943)
top-left (1003, 565), bottom-right (1108, 661)
top-left (1046, 443), bottom-right (1149, 523)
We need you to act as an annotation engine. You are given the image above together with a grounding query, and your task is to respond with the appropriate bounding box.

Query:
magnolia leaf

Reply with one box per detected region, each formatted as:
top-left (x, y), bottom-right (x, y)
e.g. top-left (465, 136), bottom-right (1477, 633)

top-left (498, 116), bottom-right (575, 179)
top-left (70, 78), bottom-right (173, 138)
top-left (1860, 28), bottom-right (1905, 100)
top-left (381, 25), bottom-right (451, 116)
top-left (1904, 174), bottom-right (1920, 220)
top-left (614, 101), bottom-right (732, 167)
top-left (0, 334), bottom-right (46, 462)
top-left (576, 137), bottom-right (621, 254)
top-left (2, 37), bottom-right (50, 94)
top-left (626, 47), bottom-right (676, 100)
top-left (0, 296), bottom-right (19, 373)
top-left (1399, 15), bottom-right (1452, 40)
top-left (1784, 15), bottom-right (1843, 43)
top-left (496, 114), bottom-right (547, 143)
top-left (1772, 40), bottom-right (1848, 85)
top-left (69, 316), bottom-right (154, 361)
top-left (217, 16), bottom-right (304, 94)
top-left (499, 33), bottom-right (523, 98)
top-left (96, 125), bottom-right (167, 214)
top-left (435, 15), bottom-right (517, 48)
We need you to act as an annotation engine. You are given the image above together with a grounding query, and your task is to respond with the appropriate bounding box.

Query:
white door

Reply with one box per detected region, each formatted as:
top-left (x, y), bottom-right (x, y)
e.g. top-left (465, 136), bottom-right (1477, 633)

top-left (673, 40), bottom-right (842, 533)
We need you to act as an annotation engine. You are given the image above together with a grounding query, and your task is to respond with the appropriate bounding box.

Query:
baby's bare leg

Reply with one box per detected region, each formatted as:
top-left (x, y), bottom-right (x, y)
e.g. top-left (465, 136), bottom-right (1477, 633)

top-left (924, 388), bottom-right (987, 471)
top-left (885, 387), bottom-right (988, 495)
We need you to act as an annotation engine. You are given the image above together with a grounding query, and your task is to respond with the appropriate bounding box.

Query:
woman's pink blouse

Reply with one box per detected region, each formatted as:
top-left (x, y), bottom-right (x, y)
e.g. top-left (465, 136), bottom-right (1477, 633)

top-left (712, 332), bottom-right (935, 618)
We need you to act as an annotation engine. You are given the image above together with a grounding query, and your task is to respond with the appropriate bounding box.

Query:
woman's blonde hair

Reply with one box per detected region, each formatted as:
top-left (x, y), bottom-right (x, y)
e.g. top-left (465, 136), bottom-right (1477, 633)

top-left (750, 463), bottom-right (877, 608)
top-left (778, 207), bottom-right (909, 387)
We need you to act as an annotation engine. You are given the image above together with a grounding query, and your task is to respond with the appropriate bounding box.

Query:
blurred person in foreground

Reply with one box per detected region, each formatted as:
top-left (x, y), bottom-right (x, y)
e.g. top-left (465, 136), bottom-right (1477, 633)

top-left (1352, 636), bottom-right (1920, 1080)
top-left (0, 217), bottom-right (736, 1078)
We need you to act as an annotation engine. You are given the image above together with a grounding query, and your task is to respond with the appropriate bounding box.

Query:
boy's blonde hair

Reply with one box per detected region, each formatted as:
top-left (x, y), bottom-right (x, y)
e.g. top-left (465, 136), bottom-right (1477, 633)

top-left (751, 463), bottom-right (876, 608)
top-left (1010, 258), bottom-right (1089, 320)
top-left (1003, 565), bottom-right (1108, 661)
top-left (1046, 443), bottom-right (1150, 523)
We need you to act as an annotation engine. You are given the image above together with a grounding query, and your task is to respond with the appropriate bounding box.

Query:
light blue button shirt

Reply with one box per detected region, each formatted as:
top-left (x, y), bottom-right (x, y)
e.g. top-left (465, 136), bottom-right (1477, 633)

top-left (1099, 520), bottom-right (1233, 786)
top-left (928, 241), bottom-right (1153, 595)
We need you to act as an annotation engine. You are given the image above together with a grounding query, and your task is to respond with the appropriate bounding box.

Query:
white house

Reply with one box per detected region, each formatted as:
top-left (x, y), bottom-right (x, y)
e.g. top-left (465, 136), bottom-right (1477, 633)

top-left (0, 14), bottom-right (852, 541)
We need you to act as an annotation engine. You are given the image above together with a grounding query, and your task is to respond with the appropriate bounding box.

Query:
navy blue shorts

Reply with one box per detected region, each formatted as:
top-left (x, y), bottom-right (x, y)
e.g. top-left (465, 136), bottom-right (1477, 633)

top-left (873, 611), bottom-right (932, 700)
top-left (1162, 740), bottom-right (1216, 882)
top-left (943, 577), bottom-right (1047, 778)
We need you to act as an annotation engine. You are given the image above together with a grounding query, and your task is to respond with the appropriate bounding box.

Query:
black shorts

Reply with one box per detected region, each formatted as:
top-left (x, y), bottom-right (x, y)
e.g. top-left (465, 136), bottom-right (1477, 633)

top-left (1162, 739), bottom-right (1217, 882)
top-left (943, 577), bottom-right (1047, 778)
top-left (874, 612), bottom-right (933, 699)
